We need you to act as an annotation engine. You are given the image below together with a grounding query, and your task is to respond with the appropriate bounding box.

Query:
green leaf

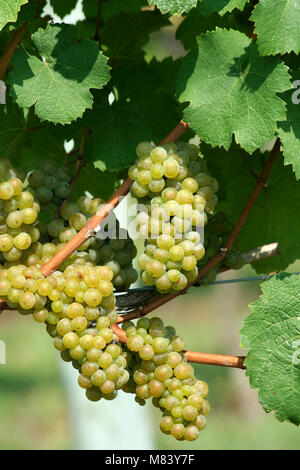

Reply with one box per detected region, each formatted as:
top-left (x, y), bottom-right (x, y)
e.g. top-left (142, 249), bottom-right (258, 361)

top-left (176, 4), bottom-right (252, 50)
top-left (196, 0), bottom-right (249, 16)
top-left (240, 273), bottom-right (300, 425)
top-left (177, 29), bottom-right (291, 154)
top-left (202, 142), bottom-right (300, 273)
top-left (50, 0), bottom-right (78, 19)
top-left (101, 11), bottom-right (168, 60)
top-left (278, 72), bottom-right (300, 179)
top-left (0, 0), bottom-right (27, 31)
top-left (73, 163), bottom-right (121, 201)
top-left (84, 87), bottom-right (179, 172)
top-left (251, 0), bottom-right (300, 56)
top-left (0, 97), bottom-right (27, 161)
top-left (8, 24), bottom-right (110, 124)
top-left (149, 57), bottom-right (182, 97)
top-left (102, 0), bottom-right (146, 20)
top-left (147, 0), bottom-right (197, 16)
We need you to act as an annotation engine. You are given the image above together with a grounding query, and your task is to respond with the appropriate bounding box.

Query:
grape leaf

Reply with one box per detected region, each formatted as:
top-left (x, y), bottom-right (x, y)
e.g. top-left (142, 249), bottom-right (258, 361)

top-left (8, 24), bottom-right (110, 124)
top-left (251, 0), bottom-right (300, 56)
top-left (84, 88), bottom-right (179, 171)
top-left (240, 273), bottom-right (300, 425)
top-left (196, 0), bottom-right (249, 16)
top-left (0, 97), bottom-right (27, 160)
top-left (149, 57), bottom-right (182, 97)
top-left (177, 29), bottom-right (291, 154)
top-left (147, 0), bottom-right (197, 16)
top-left (50, 0), bottom-right (78, 19)
top-left (202, 142), bottom-right (300, 273)
top-left (73, 164), bottom-right (121, 201)
top-left (101, 11), bottom-right (167, 60)
top-left (0, 0), bottom-right (28, 31)
top-left (277, 73), bottom-right (300, 179)
top-left (102, 0), bottom-right (146, 20)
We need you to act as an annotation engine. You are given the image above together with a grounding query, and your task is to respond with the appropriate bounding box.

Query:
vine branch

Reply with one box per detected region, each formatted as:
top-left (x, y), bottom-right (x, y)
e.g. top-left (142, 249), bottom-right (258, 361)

top-left (0, 22), bottom-right (28, 80)
top-left (111, 324), bottom-right (245, 369)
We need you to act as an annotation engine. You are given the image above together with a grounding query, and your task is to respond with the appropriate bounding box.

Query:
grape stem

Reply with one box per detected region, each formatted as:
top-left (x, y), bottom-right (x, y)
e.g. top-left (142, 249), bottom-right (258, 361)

top-left (0, 22), bottom-right (28, 80)
top-left (40, 120), bottom-right (189, 276)
top-left (119, 139), bottom-right (282, 321)
top-left (110, 324), bottom-right (245, 369)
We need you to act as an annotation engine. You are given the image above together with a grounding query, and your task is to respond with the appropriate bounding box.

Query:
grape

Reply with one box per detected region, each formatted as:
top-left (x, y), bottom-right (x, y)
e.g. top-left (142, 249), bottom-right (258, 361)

top-left (0, 182), bottom-right (14, 200)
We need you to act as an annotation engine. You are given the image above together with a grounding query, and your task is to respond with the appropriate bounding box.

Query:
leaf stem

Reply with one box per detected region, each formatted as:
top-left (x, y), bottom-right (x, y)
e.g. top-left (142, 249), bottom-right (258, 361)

top-left (110, 324), bottom-right (245, 369)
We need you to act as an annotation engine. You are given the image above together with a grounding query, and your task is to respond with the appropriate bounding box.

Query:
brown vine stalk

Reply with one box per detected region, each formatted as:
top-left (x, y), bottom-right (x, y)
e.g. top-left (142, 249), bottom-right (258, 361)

top-left (0, 22), bottom-right (28, 80)
top-left (111, 324), bottom-right (245, 369)
top-left (41, 120), bottom-right (189, 276)
top-left (120, 138), bottom-right (282, 322)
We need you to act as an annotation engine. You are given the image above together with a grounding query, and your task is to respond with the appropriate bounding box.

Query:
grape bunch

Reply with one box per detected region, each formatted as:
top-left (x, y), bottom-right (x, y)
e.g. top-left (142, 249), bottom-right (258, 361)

top-left (27, 159), bottom-right (72, 211)
top-left (122, 316), bottom-right (209, 441)
top-left (129, 141), bottom-right (218, 293)
top-left (0, 159), bottom-right (40, 265)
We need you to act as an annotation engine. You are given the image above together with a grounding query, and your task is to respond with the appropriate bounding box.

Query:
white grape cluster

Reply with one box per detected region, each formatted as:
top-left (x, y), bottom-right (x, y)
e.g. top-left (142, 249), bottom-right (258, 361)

top-left (0, 159), bottom-right (40, 264)
top-left (122, 316), bottom-right (210, 441)
top-left (27, 159), bottom-right (72, 211)
top-left (0, 262), bottom-right (130, 400)
top-left (129, 141), bottom-right (218, 293)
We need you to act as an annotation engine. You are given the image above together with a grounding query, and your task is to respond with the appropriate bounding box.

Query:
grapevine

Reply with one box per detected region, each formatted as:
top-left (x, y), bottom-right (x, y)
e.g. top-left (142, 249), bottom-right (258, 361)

top-left (0, 0), bottom-right (299, 450)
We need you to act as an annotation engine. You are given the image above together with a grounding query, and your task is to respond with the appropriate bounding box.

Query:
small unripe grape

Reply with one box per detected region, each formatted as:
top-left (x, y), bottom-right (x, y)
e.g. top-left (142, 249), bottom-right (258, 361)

top-left (6, 211), bottom-right (23, 228)
top-left (148, 179), bottom-right (165, 193)
top-left (56, 318), bottom-right (72, 337)
top-left (63, 332), bottom-right (79, 349)
top-left (160, 416), bottom-right (173, 433)
top-left (132, 181), bottom-right (149, 198)
top-left (174, 363), bottom-right (192, 380)
top-left (22, 208), bottom-right (38, 224)
top-left (70, 345), bottom-right (86, 361)
top-left (184, 425), bottom-right (199, 441)
top-left (148, 379), bottom-right (165, 397)
top-left (0, 182), bottom-right (14, 199)
top-left (19, 292), bottom-right (36, 310)
top-left (171, 336), bottom-right (185, 352)
top-left (84, 288), bottom-right (102, 307)
top-left (127, 334), bottom-right (144, 352)
top-left (150, 147), bottom-right (167, 163)
top-left (163, 159), bottom-right (179, 178)
top-left (171, 423), bottom-right (185, 439)
top-left (81, 361), bottom-right (99, 377)
top-left (91, 369), bottom-right (106, 387)
top-left (0, 234), bottom-right (14, 251)
top-left (155, 364), bottom-right (173, 381)
top-left (100, 380), bottom-right (115, 395)
top-left (146, 260), bottom-right (166, 278)
top-left (194, 415), bottom-right (207, 431)
top-left (86, 387), bottom-right (102, 402)
top-left (128, 165), bottom-right (139, 180)
top-left (78, 374), bottom-right (92, 390)
top-left (14, 233), bottom-right (31, 250)
top-left (169, 245), bottom-right (184, 262)
top-left (187, 394), bottom-right (204, 410)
